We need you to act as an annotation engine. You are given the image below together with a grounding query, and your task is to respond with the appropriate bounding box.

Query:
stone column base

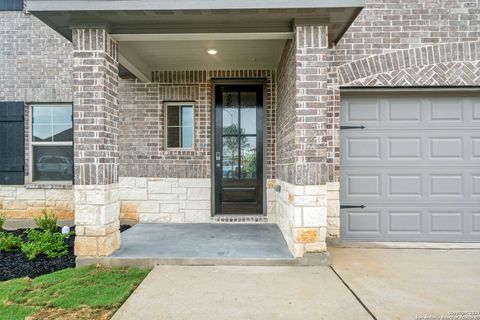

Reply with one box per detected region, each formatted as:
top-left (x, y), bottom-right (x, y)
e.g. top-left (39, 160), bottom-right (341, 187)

top-left (74, 184), bottom-right (120, 256)
top-left (275, 180), bottom-right (327, 258)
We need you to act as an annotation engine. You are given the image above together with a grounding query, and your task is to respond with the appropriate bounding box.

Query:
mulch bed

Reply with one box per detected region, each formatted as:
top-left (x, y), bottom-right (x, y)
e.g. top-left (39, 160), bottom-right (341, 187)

top-left (0, 225), bottom-right (131, 281)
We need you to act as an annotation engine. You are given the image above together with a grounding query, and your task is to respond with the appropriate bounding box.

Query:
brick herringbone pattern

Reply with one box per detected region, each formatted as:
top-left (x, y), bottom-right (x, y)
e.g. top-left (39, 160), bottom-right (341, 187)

top-left (349, 61), bottom-right (480, 86)
top-left (338, 41), bottom-right (480, 86)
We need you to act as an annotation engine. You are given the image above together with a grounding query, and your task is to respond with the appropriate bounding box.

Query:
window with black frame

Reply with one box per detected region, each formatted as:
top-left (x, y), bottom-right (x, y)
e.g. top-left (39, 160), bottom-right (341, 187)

top-left (31, 105), bottom-right (73, 182)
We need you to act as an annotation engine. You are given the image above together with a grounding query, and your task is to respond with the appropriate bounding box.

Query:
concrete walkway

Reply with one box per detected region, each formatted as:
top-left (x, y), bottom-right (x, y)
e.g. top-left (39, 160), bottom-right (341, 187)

top-left (113, 248), bottom-right (480, 320)
top-left (330, 248), bottom-right (480, 320)
top-left (112, 266), bottom-right (372, 320)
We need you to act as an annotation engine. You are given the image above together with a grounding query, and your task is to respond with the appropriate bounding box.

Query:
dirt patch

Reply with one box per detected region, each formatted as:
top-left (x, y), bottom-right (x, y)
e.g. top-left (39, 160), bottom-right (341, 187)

top-left (27, 307), bottom-right (114, 320)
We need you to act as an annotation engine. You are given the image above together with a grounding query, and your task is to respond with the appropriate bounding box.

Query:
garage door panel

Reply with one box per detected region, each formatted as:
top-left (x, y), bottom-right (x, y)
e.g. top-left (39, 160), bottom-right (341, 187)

top-left (346, 137), bottom-right (381, 160)
top-left (473, 101), bottom-right (480, 121)
top-left (430, 212), bottom-right (463, 233)
top-left (342, 133), bottom-right (477, 164)
top-left (342, 96), bottom-right (478, 128)
top-left (388, 212), bottom-right (422, 233)
top-left (429, 99), bottom-right (464, 122)
top-left (472, 138), bottom-right (480, 158)
top-left (346, 175), bottom-right (381, 197)
top-left (346, 211), bottom-right (380, 233)
top-left (389, 138), bottom-right (422, 159)
top-left (341, 94), bottom-right (480, 242)
top-left (429, 137), bottom-right (464, 159)
top-left (388, 99), bottom-right (422, 122)
top-left (341, 206), bottom-right (477, 241)
top-left (473, 176), bottom-right (480, 197)
top-left (473, 212), bottom-right (480, 233)
top-left (429, 175), bottom-right (463, 197)
top-left (345, 99), bottom-right (381, 122)
top-left (342, 169), bottom-right (479, 203)
top-left (388, 175), bottom-right (422, 197)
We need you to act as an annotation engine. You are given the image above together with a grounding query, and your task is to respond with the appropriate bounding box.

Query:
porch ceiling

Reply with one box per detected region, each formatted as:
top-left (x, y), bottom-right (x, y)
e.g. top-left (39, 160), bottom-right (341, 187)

top-left (118, 39), bottom-right (287, 73)
top-left (27, 0), bottom-right (365, 81)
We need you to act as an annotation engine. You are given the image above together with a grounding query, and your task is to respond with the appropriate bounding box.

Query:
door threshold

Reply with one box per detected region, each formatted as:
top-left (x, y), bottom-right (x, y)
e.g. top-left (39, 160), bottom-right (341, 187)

top-left (212, 214), bottom-right (268, 223)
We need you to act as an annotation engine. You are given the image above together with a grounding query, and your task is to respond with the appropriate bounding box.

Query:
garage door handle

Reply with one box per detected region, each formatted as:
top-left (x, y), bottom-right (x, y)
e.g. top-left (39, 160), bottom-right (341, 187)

top-left (340, 126), bottom-right (365, 130)
top-left (340, 205), bottom-right (366, 209)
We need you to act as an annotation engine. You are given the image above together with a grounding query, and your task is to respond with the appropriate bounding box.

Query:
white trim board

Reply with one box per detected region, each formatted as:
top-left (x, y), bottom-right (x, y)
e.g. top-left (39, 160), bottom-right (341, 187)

top-left (112, 33), bottom-right (294, 42)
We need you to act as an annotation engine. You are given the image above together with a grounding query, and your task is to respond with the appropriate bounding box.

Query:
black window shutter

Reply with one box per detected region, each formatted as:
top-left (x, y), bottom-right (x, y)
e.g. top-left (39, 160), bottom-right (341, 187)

top-left (0, 0), bottom-right (23, 11)
top-left (0, 102), bottom-right (25, 185)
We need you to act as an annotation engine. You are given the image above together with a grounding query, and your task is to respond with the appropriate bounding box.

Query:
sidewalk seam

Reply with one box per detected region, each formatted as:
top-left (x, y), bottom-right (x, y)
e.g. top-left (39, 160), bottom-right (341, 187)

top-left (330, 266), bottom-right (377, 320)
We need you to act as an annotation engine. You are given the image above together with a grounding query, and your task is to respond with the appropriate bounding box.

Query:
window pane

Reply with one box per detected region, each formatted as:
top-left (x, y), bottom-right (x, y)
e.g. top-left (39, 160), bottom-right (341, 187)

top-left (222, 136), bottom-right (239, 179)
top-left (223, 91), bottom-right (238, 108)
top-left (167, 105), bottom-right (180, 126)
top-left (240, 136), bottom-right (256, 179)
top-left (240, 92), bottom-right (256, 135)
top-left (181, 106), bottom-right (193, 127)
top-left (33, 124), bottom-right (52, 142)
top-left (222, 107), bottom-right (238, 135)
top-left (53, 106), bottom-right (72, 124)
top-left (53, 125), bottom-right (73, 142)
top-left (33, 146), bottom-right (73, 181)
top-left (240, 92), bottom-right (256, 107)
top-left (167, 127), bottom-right (180, 148)
top-left (182, 126), bottom-right (193, 148)
top-left (240, 106), bottom-right (256, 135)
top-left (32, 106), bottom-right (52, 124)
top-left (32, 105), bottom-right (73, 142)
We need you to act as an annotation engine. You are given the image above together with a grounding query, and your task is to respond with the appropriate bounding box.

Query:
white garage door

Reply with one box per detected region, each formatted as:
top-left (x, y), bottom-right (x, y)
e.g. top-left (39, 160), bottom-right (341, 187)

top-left (340, 92), bottom-right (480, 242)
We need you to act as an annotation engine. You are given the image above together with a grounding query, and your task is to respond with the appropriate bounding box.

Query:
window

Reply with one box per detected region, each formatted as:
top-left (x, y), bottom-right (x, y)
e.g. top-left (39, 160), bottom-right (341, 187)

top-left (30, 105), bottom-right (73, 182)
top-left (165, 103), bottom-right (194, 149)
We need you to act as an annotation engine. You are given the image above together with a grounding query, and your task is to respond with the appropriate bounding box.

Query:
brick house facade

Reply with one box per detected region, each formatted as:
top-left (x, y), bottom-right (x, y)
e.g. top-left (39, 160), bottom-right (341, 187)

top-left (1, 0), bottom-right (479, 259)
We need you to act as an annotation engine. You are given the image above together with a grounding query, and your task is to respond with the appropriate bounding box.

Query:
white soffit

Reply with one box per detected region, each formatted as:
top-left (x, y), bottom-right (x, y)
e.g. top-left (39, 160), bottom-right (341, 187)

top-left (118, 39), bottom-right (287, 73)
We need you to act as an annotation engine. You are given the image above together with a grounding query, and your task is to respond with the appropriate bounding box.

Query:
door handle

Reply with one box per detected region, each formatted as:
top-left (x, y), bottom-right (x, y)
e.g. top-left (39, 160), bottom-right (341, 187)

top-left (340, 126), bottom-right (366, 130)
top-left (340, 205), bottom-right (366, 209)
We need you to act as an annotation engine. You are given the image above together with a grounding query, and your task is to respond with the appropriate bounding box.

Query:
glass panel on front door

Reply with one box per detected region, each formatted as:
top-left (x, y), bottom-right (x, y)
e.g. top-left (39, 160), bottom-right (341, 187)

top-left (215, 85), bottom-right (263, 215)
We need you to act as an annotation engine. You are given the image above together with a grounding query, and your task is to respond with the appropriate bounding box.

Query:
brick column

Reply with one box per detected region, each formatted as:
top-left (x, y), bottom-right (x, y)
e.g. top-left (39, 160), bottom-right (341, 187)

top-left (276, 25), bottom-right (330, 258)
top-left (72, 28), bottom-right (121, 256)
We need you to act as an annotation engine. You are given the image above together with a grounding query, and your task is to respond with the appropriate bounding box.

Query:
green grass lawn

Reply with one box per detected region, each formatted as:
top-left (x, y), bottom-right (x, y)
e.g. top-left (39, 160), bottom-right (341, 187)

top-left (0, 265), bottom-right (150, 320)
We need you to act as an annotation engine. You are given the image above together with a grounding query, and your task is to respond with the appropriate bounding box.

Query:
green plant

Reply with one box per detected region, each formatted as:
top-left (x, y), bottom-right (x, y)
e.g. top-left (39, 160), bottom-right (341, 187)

top-left (0, 213), bottom-right (5, 230)
top-left (34, 209), bottom-right (58, 233)
top-left (0, 232), bottom-right (23, 252)
top-left (21, 229), bottom-right (70, 260)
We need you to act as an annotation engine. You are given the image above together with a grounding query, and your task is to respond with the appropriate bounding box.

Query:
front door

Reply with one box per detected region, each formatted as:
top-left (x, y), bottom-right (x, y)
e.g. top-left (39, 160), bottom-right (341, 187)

top-left (214, 84), bottom-right (263, 215)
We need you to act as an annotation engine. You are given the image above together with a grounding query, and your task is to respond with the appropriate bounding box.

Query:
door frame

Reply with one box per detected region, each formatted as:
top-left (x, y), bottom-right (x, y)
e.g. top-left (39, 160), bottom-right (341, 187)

top-left (211, 78), bottom-right (267, 216)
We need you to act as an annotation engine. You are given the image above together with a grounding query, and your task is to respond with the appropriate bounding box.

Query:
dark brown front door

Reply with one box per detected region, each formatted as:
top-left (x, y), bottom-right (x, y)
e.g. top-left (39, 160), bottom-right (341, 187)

top-left (214, 84), bottom-right (263, 215)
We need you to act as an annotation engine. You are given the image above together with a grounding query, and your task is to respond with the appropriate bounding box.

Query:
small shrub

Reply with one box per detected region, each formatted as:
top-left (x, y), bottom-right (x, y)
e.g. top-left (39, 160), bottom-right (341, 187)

top-left (34, 209), bottom-right (58, 233)
top-left (0, 232), bottom-right (23, 252)
top-left (0, 213), bottom-right (5, 230)
top-left (21, 229), bottom-right (71, 260)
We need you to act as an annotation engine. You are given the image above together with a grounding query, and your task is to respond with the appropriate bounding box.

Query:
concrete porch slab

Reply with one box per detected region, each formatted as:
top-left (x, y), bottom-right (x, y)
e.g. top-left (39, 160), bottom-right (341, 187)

top-left (77, 223), bottom-right (308, 267)
top-left (111, 266), bottom-right (372, 320)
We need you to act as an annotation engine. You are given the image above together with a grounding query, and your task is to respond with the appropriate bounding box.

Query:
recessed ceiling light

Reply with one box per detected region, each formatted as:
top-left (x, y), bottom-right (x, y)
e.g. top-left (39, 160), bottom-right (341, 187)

top-left (207, 49), bottom-right (218, 55)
